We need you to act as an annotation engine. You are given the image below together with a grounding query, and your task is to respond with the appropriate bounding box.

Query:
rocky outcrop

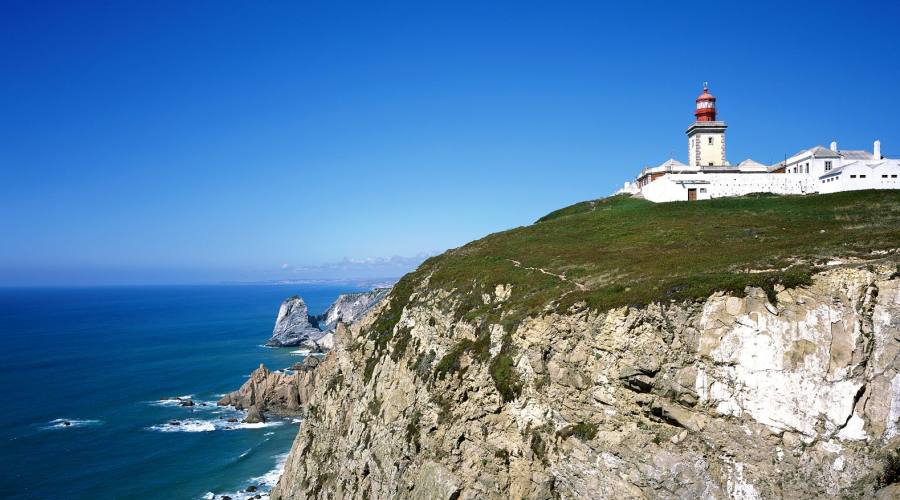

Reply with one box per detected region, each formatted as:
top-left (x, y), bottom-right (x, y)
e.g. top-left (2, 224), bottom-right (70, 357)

top-left (271, 264), bottom-right (900, 499)
top-left (243, 404), bottom-right (267, 424)
top-left (266, 296), bottom-right (325, 348)
top-left (218, 356), bottom-right (328, 416)
top-left (265, 289), bottom-right (390, 349)
top-left (317, 288), bottom-right (391, 332)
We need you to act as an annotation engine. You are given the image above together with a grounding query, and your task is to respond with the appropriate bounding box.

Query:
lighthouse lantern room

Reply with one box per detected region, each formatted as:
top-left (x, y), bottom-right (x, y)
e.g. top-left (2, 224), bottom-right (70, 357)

top-left (686, 83), bottom-right (728, 167)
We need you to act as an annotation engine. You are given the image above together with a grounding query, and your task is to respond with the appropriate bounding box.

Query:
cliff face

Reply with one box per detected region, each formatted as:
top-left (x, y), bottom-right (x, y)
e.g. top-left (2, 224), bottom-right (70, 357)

top-left (271, 264), bottom-right (900, 499)
top-left (267, 296), bottom-right (325, 348)
top-left (317, 288), bottom-right (391, 332)
top-left (266, 290), bottom-right (391, 349)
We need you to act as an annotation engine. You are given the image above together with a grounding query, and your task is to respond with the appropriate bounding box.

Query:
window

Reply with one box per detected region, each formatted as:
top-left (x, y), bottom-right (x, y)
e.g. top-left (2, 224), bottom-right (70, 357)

top-left (708, 137), bottom-right (714, 145)
top-left (699, 188), bottom-right (707, 193)
top-left (850, 175), bottom-right (857, 178)
top-left (709, 162), bottom-right (714, 166)
top-left (892, 174), bottom-right (898, 178)
top-left (883, 174), bottom-right (889, 178)
top-left (860, 174), bottom-right (866, 178)
top-left (825, 161), bottom-right (832, 171)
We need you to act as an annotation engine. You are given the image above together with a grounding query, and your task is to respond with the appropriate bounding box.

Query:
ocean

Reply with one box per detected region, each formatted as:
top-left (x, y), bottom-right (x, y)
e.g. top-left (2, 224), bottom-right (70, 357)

top-left (0, 284), bottom-right (366, 499)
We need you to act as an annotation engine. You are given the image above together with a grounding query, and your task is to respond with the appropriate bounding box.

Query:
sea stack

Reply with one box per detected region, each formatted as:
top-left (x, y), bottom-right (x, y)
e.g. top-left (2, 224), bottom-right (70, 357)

top-left (265, 289), bottom-right (391, 349)
top-left (243, 405), bottom-right (266, 424)
top-left (265, 296), bottom-right (325, 348)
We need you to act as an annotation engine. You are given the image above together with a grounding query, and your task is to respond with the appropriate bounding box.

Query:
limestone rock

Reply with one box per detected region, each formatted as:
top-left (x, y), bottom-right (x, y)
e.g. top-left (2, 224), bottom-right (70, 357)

top-left (265, 288), bottom-right (390, 349)
top-left (265, 296), bottom-right (324, 348)
top-left (316, 288), bottom-right (391, 332)
top-left (218, 362), bottom-right (320, 416)
top-left (243, 405), bottom-right (266, 424)
top-left (270, 265), bottom-right (900, 499)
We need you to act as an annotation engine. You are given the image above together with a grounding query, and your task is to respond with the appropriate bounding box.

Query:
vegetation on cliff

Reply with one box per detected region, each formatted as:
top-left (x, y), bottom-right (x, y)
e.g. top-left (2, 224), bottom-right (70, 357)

top-left (272, 191), bottom-right (900, 499)
top-left (358, 190), bottom-right (900, 403)
top-left (379, 190), bottom-right (900, 337)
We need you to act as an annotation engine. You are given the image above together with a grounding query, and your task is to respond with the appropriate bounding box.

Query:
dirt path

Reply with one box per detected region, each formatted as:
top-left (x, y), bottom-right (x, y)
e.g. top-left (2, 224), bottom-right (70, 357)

top-left (507, 259), bottom-right (587, 291)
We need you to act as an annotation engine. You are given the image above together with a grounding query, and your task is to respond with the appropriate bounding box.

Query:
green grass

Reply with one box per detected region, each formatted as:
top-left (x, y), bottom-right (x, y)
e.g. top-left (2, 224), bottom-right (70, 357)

top-left (408, 191), bottom-right (900, 329)
top-left (363, 190), bottom-right (900, 400)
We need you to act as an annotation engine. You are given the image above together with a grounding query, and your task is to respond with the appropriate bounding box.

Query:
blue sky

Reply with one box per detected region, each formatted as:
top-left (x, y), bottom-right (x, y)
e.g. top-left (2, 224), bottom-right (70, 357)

top-left (2, 1), bottom-right (899, 285)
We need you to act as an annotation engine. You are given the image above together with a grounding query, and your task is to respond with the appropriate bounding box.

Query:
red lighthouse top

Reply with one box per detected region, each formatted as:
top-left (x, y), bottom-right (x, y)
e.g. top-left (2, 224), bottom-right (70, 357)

top-left (694, 82), bottom-right (717, 122)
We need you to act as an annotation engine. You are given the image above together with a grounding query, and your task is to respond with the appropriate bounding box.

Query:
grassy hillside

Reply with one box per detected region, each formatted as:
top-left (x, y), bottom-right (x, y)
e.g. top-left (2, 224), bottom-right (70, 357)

top-left (378, 190), bottom-right (900, 338)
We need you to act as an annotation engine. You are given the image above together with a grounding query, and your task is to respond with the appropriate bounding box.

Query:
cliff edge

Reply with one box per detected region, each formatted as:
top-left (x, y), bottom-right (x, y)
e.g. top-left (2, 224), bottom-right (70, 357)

top-left (270, 191), bottom-right (900, 498)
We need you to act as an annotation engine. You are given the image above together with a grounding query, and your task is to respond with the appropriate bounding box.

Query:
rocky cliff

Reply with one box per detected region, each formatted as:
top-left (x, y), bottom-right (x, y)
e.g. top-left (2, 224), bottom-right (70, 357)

top-left (317, 288), bottom-right (391, 332)
top-left (266, 192), bottom-right (900, 498)
top-left (266, 290), bottom-right (391, 349)
top-left (266, 296), bottom-right (326, 348)
top-left (270, 264), bottom-right (900, 499)
top-left (218, 356), bottom-right (325, 416)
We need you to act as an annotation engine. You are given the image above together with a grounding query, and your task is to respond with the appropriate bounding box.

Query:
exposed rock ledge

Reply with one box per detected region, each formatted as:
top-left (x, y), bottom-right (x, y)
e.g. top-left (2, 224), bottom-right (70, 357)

top-left (270, 264), bottom-right (900, 499)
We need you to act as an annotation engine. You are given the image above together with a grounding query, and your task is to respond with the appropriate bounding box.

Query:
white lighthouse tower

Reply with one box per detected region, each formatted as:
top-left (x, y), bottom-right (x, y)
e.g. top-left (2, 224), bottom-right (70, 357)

top-left (686, 83), bottom-right (728, 167)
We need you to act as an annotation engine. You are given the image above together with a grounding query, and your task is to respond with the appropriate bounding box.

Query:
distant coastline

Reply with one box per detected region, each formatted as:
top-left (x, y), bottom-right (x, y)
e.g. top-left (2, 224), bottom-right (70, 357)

top-left (219, 277), bottom-right (399, 289)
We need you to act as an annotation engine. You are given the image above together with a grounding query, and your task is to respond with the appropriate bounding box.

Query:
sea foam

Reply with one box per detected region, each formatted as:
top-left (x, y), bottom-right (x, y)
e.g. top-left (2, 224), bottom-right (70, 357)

top-left (147, 418), bottom-right (284, 433)
top-left (41, 418), bottom-right (103, 430)
top-left (203, 452), bottom-right (290, 500)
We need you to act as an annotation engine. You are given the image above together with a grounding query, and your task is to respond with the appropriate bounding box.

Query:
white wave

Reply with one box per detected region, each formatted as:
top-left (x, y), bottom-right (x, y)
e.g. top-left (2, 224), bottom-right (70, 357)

top-left (150, 395), bottom-right (201, 407)
top-left (147, 418), bottom-right (284, 433)
top-left (252, 452), bottom-right (291, 489)
top-left (42, 418), bottom-right (102, 430)
top-left (148, 419), bottom-right (216, 433)
top-left (202, 452), bottom-right (289, 500)
top-left (289, 349), bottom-right (311, 355)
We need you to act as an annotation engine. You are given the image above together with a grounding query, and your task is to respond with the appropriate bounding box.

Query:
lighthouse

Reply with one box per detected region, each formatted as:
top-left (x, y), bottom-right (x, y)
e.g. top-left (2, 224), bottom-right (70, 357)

top-left (686, 83), bottom-right (728, 167)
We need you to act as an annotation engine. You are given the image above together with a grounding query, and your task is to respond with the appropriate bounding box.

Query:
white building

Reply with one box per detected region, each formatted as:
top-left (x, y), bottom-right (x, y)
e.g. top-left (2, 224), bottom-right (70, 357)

top-left (620, 85), bottom-right (900, 203)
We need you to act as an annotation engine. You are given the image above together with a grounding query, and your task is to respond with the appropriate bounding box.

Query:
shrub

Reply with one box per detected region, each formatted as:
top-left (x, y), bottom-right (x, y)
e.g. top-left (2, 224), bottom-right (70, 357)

top-left (558, 422), bottom-right (598, 441)
top-left (489, 353), bottom-right (522, 402)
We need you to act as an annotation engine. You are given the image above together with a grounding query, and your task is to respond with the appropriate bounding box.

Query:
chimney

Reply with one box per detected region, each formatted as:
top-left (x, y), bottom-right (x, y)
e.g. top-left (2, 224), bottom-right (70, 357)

top-left (830, 141), bottom-right (838, 152)
top-left (874, 140), bottom-right (882, 159)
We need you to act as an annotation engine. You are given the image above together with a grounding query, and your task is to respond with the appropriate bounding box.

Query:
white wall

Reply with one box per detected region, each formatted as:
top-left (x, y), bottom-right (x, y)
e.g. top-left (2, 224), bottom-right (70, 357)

top-left (818, 161), bottom-right (900, 194)
top-left (785, 155), bottom-right (838, 177)
top-left (642, 173), bottom-right (814, 203)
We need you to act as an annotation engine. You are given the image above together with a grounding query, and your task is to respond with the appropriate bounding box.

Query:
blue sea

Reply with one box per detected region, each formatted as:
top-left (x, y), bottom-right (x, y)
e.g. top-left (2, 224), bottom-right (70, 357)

top-left (0, 284), bottom-right (366, 499)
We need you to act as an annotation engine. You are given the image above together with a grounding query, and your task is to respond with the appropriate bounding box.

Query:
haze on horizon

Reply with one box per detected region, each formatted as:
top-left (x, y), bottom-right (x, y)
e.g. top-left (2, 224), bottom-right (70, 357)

top-left (3, 0), bottom-right (899, 286)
